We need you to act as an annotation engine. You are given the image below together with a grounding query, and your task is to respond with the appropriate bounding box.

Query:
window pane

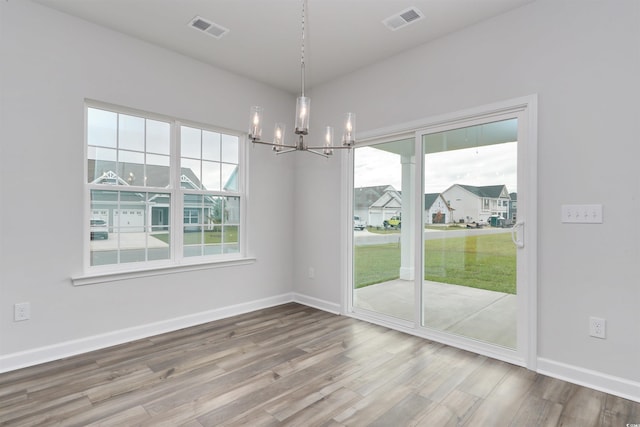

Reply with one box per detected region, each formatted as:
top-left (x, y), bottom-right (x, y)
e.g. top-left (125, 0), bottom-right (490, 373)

top-left (181, 159), bottom-right (201, 189)
top-left (146, 154), bottom-right (170, 187)
top-left (202, 161), bottom-right (221, 191)
top-left (183, 191), bottom-right (203, 258)
top-left (116, 191), bottom-right (146, 232)
top-left (183, 195), bottom-right (228, 258)
top-left (221, 134), bottom-right (239, 164)
top-left (89, 189), bottom-right (116, 266)
top-left (90, 190), bottom-right (114, 257)
top-left (149, 192), bottom-right (170, 229)
top-left (204, 196), bottom-right (221, 225)
top-left (118, 151), bottom-right (144, 186)
top-left (181, 126), bottom-right (201, 159)
top-left (146, 119), bottom-right (170, 155)
top-left (223, 226), bottom-right (239, 255)
top-left (146, 192), bottom-right (171, 262)
top-left (204, 229), bottom-right (224, 256)
top-left (221, 164), bottom-right (238, 192)
top-left (224, 196), bottom-right (240, 224)
top-left (120, 249), bottom-right (146, 264)
top-left (203, 226), bottom-right (224, 255)
top-left (183, 195), bottom-right (202, 228)
top-left (90, 189), bottom-right (117, 213)
top-left (184, 244), bottom-right (202, 258)
top-left (88, 147), bottom-right (117, 183)
top-left (202, 130), bottom-right (221, 161)
top-left (202, 199), bottom-right (221, 255)
top-left (88, 108), bottom-right (117, 148)
top-left (119, 114), bottom-right (145, 152)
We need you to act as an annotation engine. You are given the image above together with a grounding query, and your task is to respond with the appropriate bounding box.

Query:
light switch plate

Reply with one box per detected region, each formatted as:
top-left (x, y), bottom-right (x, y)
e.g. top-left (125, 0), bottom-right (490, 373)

top-left (561, 204), bottom-right (603, 223)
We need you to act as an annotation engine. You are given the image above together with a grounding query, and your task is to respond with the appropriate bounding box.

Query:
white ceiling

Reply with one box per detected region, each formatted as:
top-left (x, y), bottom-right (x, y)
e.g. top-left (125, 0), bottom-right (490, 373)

top-left (32, 0), bottom-right (536, 94)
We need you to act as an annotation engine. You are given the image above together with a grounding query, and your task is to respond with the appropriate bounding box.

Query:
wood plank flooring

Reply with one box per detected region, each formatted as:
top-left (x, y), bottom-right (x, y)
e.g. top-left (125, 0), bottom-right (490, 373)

top-left (1, 303), bottom-right (638, 426)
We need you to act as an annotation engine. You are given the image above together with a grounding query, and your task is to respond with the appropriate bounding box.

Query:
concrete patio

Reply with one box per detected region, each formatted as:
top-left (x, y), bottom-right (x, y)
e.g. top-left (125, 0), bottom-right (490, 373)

top-left (354, 279), bottom-right (517, 348)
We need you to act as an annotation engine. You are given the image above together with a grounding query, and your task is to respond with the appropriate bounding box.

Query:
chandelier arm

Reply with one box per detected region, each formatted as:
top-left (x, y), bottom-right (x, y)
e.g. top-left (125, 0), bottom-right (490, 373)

top-left (304, 144), bottom-right (353, 150)
top-left (250, 139), bottom-right (297, 149)
top-left (275, 148), bottom-right (299, 155)
top-left (306, 149), bottom-right (331, 158)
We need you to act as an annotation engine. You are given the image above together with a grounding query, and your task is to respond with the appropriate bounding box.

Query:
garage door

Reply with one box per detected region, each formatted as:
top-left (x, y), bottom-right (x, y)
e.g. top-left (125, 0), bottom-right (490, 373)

top-left (114, 209), bottom-right (144, 232)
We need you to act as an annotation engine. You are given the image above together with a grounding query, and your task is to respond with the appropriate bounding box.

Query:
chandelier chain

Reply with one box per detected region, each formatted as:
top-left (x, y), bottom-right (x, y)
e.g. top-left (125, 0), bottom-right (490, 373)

top-left (300, 0), bottom-right (306, 96)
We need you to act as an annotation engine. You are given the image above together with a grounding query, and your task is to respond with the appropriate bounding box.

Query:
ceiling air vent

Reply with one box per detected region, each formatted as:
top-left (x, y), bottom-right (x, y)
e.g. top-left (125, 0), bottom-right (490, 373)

top-left (382, 7), bottom-right (424, 31)
top-left (188, 16), bottom-right (229, 39)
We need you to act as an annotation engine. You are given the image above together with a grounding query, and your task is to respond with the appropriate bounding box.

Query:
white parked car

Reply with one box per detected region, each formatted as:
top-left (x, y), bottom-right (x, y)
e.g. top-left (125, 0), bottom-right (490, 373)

top-left (353, 215), bottom-right (366, 231)
top-left (90, 218), bottom-right (109, 240)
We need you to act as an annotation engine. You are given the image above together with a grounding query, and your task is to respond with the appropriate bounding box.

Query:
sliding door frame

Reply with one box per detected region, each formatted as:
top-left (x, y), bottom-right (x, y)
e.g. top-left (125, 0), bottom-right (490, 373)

top-left (343, 95), bottom-right (538, 369)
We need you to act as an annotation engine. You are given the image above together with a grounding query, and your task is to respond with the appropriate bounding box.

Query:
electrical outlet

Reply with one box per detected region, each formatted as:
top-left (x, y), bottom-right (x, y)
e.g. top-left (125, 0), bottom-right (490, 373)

top-left (589, 316), bottom-right (606, 339)
top-left (308, 267), bottom-right (315, 279)
top-left (14, 302), bottom-right (31, 322)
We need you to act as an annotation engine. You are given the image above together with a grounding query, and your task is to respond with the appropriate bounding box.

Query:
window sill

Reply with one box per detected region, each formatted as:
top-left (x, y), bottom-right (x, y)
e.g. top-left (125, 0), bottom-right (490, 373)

top-left (71, 257), bottom-right (256, 286)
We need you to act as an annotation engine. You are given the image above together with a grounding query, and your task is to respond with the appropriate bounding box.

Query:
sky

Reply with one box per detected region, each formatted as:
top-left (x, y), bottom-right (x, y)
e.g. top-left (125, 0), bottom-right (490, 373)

top-left (354, 141), bottom-right (517, 195)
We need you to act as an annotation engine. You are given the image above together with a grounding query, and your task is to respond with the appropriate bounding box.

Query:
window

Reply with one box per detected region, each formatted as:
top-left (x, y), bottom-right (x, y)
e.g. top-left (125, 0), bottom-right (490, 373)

top-left (86, 103), bottom-right (243, 271)
top-left (180, 126), bottom-right (240, 258)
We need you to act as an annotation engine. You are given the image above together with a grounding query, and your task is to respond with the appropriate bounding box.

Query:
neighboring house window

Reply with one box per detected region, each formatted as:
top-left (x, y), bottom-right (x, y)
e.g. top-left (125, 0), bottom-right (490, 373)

top-left (483, 198), bottom-right (490, 210)
top-left (86, 104), bottom-right (242, 269)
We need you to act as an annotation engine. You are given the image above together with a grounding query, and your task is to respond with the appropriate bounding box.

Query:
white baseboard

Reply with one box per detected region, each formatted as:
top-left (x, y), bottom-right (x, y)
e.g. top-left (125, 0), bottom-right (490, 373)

top-left (0, 293), bottom-right (294, 374)
top-left (3, 296), bottom-right (639, 406)
top-left (537, 357), bottom-right (640, 403)
top-left (292, 293), bottom-right (341, 314)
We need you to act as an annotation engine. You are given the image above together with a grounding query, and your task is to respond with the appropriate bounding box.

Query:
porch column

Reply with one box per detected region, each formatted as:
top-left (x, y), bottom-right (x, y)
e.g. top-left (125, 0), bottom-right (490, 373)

top-left (399, 154), bottom-right (415, 280)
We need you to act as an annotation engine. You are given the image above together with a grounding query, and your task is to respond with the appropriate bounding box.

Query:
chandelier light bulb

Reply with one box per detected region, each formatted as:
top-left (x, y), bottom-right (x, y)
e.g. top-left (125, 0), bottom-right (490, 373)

top-left (324, 126), bottom-right (334, 155)
top-left (342, 112), bottom-right (356, 146)
top-left (273, 122), bottom-right (286, 151)
top-left (295, 96), bottom-right (310, 135)
top-left (249, 106), bottom-right (263, 140)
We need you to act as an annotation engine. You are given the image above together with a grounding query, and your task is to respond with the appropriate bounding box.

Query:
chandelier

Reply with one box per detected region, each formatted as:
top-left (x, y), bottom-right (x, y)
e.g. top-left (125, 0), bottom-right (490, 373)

top-left (248, 0), bottom-right (356, 157)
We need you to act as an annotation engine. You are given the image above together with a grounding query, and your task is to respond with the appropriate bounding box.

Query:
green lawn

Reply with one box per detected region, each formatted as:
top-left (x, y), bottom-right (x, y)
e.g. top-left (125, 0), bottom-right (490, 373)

top-left (365, 227), bottom-right (401, 235)
top-left (354, 242), bottom-right (402, 288)
top-left (152, 228), bottom-right (238, 245)
top-left (355, 233), bottom-right (516, 294)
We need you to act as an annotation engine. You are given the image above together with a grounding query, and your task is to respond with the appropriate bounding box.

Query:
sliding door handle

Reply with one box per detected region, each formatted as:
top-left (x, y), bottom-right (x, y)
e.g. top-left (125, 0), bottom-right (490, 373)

top-left (511, 221), bottom-right (524, 248)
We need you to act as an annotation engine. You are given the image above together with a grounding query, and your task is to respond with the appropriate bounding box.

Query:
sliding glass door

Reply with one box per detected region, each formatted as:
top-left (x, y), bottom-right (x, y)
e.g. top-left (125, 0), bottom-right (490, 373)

top-left (421, 118), bottom-right (518, 349)
top-left (352, 138), bottom-right (416, 322)
top-left (349, 97), bottom-right (536, 366)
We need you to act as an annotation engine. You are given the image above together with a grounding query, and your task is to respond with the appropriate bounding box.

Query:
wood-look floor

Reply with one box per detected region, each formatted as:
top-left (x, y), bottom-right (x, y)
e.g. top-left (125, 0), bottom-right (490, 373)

top-left (1, 303), bottom-right (638, 426)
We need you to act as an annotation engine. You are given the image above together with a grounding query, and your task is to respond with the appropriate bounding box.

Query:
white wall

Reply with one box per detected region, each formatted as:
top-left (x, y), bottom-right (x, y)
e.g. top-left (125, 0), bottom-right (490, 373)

top-left (295, 0), bottom-right (640, 395)
top-left (0, 0), bottom-right (295, 366)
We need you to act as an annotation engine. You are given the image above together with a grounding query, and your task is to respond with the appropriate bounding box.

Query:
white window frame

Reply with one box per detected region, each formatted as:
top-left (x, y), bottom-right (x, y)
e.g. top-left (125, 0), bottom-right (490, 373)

top-left (74, 101), bottom-right (252, 286)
